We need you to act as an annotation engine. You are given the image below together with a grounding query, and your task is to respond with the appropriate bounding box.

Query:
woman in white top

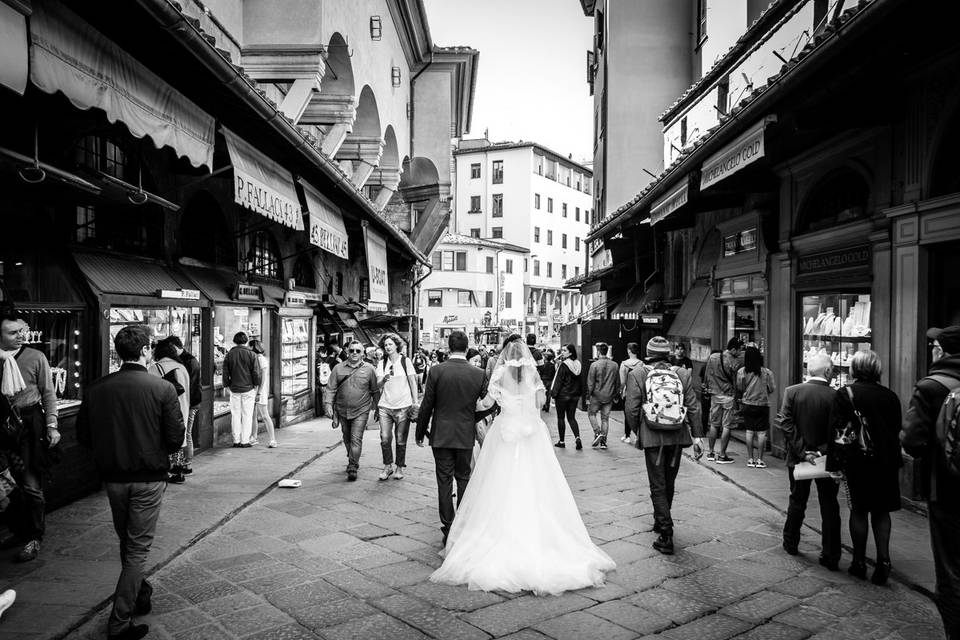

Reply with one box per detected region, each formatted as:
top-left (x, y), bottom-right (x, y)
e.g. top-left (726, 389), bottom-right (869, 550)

top-left (149, 338), bottom-right (190, 483)
top-left (375, 334), bottom-right (419, 480)
top-left (249, 340), bottom-right (276, 447)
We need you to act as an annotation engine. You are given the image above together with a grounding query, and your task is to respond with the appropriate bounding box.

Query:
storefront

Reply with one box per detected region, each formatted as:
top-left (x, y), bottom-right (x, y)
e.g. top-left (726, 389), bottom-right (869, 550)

top-left (714, 213), bottom-right (769, 353)
top-left (279, 291), bottom-right (315, 425)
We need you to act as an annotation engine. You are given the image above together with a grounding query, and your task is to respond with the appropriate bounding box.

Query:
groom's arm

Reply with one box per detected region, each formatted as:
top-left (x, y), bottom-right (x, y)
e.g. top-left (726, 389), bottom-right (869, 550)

top-left (416, 368), bottom-right (437, 444)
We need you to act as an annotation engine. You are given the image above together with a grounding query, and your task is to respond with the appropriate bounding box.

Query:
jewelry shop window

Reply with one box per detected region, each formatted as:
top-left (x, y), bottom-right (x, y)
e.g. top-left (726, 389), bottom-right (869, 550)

top-left (800, 293), bottom-right (872, 389)
top-left (17, 308), bottom-right (85, 410)
top-left (109, 307), bottom-right (201, 374)
top-left (212, 306), bottom-right (269, 416)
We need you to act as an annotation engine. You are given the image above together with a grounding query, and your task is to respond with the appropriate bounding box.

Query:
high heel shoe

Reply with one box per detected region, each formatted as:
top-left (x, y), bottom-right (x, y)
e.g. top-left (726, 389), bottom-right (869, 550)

top-left (871, 559), bottom-right (891, 585)
top-left (848, 559), bottom-right (867, 579)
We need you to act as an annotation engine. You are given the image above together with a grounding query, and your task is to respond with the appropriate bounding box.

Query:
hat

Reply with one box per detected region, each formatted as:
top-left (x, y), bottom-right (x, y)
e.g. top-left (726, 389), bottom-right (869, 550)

top-left (928, 326), bottom-right (960, 355)
top-left (646, 336), bottom-right (671, 357)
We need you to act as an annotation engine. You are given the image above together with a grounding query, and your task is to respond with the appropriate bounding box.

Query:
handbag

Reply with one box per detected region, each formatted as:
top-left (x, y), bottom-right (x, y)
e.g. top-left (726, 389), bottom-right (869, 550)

top-left (0, 394), bottom-right (23, 444)
top-left (831, 386), bottom-right (873, 470)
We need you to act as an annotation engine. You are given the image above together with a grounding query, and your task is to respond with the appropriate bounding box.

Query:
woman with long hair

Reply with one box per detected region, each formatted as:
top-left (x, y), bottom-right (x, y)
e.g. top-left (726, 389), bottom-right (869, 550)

top-left (375, 333), bottom-right (418, 480)
top-left (829, 350), bottom-right (902, 585)
top-left (551, 344), bottom-right (583, 449)
top-left (735, 345), bottom-right (776, 468)
top-left (149, 338), bottom-right (190, 482)
top-left (248, 340), bottom-right (277, 447)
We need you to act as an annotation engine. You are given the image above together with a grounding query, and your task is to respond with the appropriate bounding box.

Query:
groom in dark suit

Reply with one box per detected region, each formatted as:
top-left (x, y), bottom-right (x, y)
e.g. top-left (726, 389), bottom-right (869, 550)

top-left (416, 330), bottom-right (488, 544)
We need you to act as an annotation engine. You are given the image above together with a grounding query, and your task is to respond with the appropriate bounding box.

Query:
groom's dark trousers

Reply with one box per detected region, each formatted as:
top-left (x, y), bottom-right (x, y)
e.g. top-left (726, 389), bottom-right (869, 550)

top-left (433, 448), bottom-right (472, 535)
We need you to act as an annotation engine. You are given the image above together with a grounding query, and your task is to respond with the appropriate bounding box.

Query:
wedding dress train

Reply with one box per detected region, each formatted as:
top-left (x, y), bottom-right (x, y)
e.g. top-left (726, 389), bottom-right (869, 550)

top-left (429, 342), bottom-right (615, 595)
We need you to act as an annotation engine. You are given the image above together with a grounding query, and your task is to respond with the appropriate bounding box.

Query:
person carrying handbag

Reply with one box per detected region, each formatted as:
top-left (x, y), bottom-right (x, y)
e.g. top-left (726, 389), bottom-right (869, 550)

top-left (375, 334), bottom-right (419, 481)
top-left (828, 350), bottom-right (902, 585)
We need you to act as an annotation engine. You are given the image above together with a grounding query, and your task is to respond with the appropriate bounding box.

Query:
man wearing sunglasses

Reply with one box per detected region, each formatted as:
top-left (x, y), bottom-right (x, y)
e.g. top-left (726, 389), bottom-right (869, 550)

top-left (324, 340), bottom-right (379, 481)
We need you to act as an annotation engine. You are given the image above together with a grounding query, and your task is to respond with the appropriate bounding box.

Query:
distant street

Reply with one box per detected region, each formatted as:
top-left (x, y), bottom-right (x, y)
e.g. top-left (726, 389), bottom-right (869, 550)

top-left (0, 412), bottom-right (933, 640)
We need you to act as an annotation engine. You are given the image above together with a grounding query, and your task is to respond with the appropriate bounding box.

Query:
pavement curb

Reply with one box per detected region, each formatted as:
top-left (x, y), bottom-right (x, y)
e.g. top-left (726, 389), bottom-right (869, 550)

top-left (51, 439), bottom-right (344, 640)
top-left (680, 449), bottom-right (936, 602)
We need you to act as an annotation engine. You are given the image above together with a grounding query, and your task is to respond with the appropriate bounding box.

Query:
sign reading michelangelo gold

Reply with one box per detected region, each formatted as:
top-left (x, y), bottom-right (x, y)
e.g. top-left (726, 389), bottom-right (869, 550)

top-left (700, 120), bottom-right (767, 191)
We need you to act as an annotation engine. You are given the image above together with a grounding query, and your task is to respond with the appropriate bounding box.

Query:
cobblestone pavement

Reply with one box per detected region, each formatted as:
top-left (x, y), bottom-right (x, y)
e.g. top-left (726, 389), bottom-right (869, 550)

top-left (61, 414), bottom-right (942, 640)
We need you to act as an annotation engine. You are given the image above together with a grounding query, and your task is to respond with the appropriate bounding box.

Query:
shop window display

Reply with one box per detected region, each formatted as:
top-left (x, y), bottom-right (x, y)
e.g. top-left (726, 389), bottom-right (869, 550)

top-left (800, 293), bottom-right (871, 389)
top-left (109, 307), bottom-right (201, 374)
top-left (281, 317), bottom-right (311, 397)
top-left (17, 309), bottom-right (84, 409)
top-left (213, 306), bottom-right (267, 416)
top-left (723, 300), bottom-right (765, 352)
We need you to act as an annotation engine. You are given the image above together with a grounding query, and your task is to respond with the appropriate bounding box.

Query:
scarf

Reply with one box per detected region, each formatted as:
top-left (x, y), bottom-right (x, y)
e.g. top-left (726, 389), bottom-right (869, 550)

top-left (0, 349), bottom-right (26, 398)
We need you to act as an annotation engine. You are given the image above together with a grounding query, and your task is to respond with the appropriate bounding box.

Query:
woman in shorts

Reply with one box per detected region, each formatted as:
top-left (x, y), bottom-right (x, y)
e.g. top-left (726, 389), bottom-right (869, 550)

top-left (735, 345), bottom-right (776, 468)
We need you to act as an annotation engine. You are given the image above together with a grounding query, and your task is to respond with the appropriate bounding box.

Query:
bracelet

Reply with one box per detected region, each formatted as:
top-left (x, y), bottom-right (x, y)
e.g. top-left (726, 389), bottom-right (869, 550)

top-left (47, 426), bottom-right (59, 431)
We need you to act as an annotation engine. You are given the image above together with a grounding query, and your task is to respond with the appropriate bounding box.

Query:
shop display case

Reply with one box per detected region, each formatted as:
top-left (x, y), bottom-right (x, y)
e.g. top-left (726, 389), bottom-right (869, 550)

top-left (723, 299), bottom-right (765, 352)
top-left (212, 305), bottom-right (267, 416)
top-left (17, 308), bottom-right (85, 410)
top-left (109, 307), bottom-right (201, 374)
top-left (800, 293), bottom-right (872, 389)
top-left (281, 317), bottom-right (310, 397)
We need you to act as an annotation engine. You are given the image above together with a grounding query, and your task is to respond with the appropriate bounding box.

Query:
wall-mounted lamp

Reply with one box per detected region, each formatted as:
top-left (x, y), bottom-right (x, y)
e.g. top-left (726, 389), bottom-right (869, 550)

top-left (370, 16), bottom-right (382, 40)
top-left (391, 66), bottom-right (402, 87)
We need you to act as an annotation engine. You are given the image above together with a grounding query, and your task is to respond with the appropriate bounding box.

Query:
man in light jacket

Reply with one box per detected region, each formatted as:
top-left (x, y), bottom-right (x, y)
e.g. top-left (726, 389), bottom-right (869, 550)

top-left (587, 342), bottom-right (620, 449)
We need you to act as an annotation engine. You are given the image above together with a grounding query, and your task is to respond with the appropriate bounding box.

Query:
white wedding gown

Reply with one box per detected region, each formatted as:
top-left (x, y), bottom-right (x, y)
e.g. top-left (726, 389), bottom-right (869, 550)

top-left (430, 346), bottom-right (615, 595)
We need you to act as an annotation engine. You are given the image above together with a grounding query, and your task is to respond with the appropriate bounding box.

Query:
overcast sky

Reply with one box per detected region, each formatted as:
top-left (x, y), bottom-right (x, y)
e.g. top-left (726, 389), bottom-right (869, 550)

top-left (422, 0), bottom-right (594, 164)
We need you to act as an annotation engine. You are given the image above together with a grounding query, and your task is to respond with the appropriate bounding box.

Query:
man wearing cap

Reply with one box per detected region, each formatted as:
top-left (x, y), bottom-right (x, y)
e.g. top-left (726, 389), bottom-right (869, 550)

top-left (625, 336), bottom-right (700, 555)
top-left (902, 325), bottom-right (960, 639)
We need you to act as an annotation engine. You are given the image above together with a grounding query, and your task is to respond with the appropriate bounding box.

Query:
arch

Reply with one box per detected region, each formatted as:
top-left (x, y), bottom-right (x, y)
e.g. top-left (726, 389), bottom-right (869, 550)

top-left (381, 125), bottom-right (400, 171)
top-left (354, 85), bottom-right (382, 138)
top-left (929, 105), bottom-right (960, 198)
top-left (795, 168), bottom-right (870, 234)
top-left (323, 33), bottom-right (355, 97)
top-left (400, 156), bottom-right (440, 189)
top-left (180, 191), bottom-right (235, 266)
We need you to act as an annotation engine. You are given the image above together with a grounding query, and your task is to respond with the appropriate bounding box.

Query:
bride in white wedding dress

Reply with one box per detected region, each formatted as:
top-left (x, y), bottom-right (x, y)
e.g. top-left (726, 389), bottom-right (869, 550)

top-left (429, 340), bottom-right (615, 595)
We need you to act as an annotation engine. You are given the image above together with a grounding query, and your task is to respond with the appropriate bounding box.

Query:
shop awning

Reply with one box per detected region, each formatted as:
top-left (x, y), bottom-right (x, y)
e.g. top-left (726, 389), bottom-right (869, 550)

top-left (73, 253), bottom-right (197, 299)
top-left (178, 265), bottom-right (282, 308)
top-left (222, 127), bottom-right (303, 231)
top-left (29, 1), bottom-right (215, 169)
top-left (611, 282), bottom-right (663, 319)
top-left (299, 179), bottom-right (348, 259)
top-left (0, 3), bottom-right (28, 95)
top-left (650, 179), bottom-right (690, 226)
top-left (667, 279), bottom-right (713, 341)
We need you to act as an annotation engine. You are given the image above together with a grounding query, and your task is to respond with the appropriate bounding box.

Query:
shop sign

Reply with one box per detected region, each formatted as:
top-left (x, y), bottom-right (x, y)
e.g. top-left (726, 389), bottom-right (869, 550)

top-left (526, 316), bottom-right (537, 323)
top-left (363, 225), bottom-right (389, 308)
top-left (650, 180), bottom-right (689, 225)
top-left (444, 315), bottom-right (458, 323)
top-left (552, 313), bottom-right (563, 322)
top-left (284, 292), bottom-right (306, 307)
top-left (797, 246), bottom-right (871, 275)
top-left (222, 128), bottom-right (303, 230)
top-left (301, 179), bottom-right (349, 260)
top-left (157, 288), bottom-right (200, 301)
top-left (723, 227), bottom-right (757, 256)
top-left (235, 283), bottom-right (261, 302)
top-left (700, 120), bottom-right (767, 191)
top-left (641, 314), bottom-right (661, 325)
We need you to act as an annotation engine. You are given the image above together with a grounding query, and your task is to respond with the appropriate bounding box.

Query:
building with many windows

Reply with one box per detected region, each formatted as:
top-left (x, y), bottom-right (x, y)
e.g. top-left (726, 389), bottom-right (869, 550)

top-left (441, 138), bottom-right (593, 342)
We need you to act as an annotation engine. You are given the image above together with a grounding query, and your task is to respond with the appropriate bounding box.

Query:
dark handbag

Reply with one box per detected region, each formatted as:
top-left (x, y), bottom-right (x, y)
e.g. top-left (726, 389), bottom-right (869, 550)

top-left (155, 363), bottom-right (185, 396)
top-left (829, 386), bottom-right (873, 470)
top-left (0, 392), bottom-right (23, 444)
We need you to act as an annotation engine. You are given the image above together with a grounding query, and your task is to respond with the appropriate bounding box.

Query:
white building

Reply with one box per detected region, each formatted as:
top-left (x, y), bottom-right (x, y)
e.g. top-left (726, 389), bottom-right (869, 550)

top-left (419, 234), bottom-right (527, 349)
top-left (444, 139), bottom-right (593, 342)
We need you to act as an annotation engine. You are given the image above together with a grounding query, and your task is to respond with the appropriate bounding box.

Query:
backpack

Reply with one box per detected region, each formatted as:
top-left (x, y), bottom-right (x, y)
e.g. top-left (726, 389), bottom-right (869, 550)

top-left (929, 374), bottom-right (960, 478)
top-left (318, 360), bottom-right (332, 386)
top-left (642, 363), bottom-right (687, 431)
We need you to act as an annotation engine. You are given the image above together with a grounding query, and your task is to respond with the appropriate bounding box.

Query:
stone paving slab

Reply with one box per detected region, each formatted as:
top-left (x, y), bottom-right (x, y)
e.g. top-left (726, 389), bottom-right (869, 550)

top-left (38, 409), bottom-right (946, 640)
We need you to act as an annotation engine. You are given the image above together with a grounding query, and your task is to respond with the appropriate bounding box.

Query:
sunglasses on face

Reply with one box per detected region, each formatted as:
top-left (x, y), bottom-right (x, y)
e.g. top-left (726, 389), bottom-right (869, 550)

top-left (348, 348), bottom-right (364, 353)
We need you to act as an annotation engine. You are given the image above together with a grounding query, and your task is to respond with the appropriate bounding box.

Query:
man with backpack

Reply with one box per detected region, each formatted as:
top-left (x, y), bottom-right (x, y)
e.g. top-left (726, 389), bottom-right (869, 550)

top-left (703, 338), bottom-right (745, 463)
top-left (902, 325), bottom-right (960, 640)
top-left (626, 336), bottom-right (700, 555)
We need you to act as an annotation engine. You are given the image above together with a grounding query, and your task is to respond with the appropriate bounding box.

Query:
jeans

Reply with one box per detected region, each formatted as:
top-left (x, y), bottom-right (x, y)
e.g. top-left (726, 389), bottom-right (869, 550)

top-left (930, 501), bottom-right (960, 639)
top-left (645, 445), bottom-right (682, 536)
top-left (229, 389), bottom-right (256, 444)
top-left (341, 413), bottom-right (369, 472)
top-left (588, 400), bottom-right (613, 437)
top-left (379, 407), bottom-right (410, 467)
top-left (12, 467), bottom-right (44, 541)
top-left (106, 481), bottom-right (165, 636)
top-left (432, 447), bottom-right (472, 536)
top-left (783, 466), bottom-right (841, 563)
top-left (185, 407), bottom-right (198, 462)
top-left (555, 397), bottom-right (580, 442)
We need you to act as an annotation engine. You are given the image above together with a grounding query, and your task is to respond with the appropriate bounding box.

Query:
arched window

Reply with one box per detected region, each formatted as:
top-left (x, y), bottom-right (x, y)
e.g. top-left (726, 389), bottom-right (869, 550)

top-left (180, 192), bottom-right (235, 266)
top-left (796, 170), bottom-right (869, 234)
top-left (293, 256), bottom-right (315, 289)
top-left (249, 231), bottom-right (281, 280)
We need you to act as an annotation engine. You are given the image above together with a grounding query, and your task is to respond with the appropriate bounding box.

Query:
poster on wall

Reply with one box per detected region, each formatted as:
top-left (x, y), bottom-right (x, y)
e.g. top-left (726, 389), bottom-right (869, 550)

top-left (363, 224), bottom-right (389, 312)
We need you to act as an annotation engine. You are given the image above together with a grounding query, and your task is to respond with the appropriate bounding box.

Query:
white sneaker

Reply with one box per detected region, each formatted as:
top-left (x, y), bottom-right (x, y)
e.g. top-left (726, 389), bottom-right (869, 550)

top-left (620, 436), bottom-right (630, 443)
top-left (0, 589), bottom-right (15, 620)
top-left (394, 467), bottom-right (404, 480)
top-left (268, 441), bottom-right (278, 448)
top-left (378, 465), bottom-right (394, 481)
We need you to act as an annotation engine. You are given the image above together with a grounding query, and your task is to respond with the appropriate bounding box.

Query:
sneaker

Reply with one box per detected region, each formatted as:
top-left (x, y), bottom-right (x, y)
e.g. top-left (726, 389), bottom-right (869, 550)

top-left (232, 443), bottom-right (242, 448)
top-left (394, 467), bottom-right (404, 480)
top-left (555, 441), bottom-right (566, 448)
top-left (716, 455), bottom-right (734, 464)
top-left (575, 438), bottom-right (583, 450)
top-left (378, 465), bottom-right (394, 481)
top-left (591, 435), bottom-right (603, 448)
top-left (268, 441), bottom-right (278, 448)
top-left (167, 473), bottom-right (186, 484)
top-left (620, 436), bottom-right (630, 443)
top-left (347, 470), bottom-right (358, 482)
top-left (181, 467), bottom-right (193, 475)
top-left (652, 534), bottom-right (674, 555)
top-left (747, 458), bottom-right (756, 468)
top-left (706, 451), bottom-right (716, 462)
top-left (755, 459), bottom-right (767, 469)
top-left (0, 589), bottom-right (15, 619)
top-left (599, 437), bottom-right (608, 450)
top-left (15, 539), bottom-right (40, 563)
top-left (240, 443), bottom-right (253, 448)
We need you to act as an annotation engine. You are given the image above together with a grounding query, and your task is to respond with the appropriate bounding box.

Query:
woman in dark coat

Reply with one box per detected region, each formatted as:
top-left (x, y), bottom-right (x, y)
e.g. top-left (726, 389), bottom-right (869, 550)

top-left (551, 344), bottom-right (583, 449)
top-left (829, 350), bottom-right (902, 585)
